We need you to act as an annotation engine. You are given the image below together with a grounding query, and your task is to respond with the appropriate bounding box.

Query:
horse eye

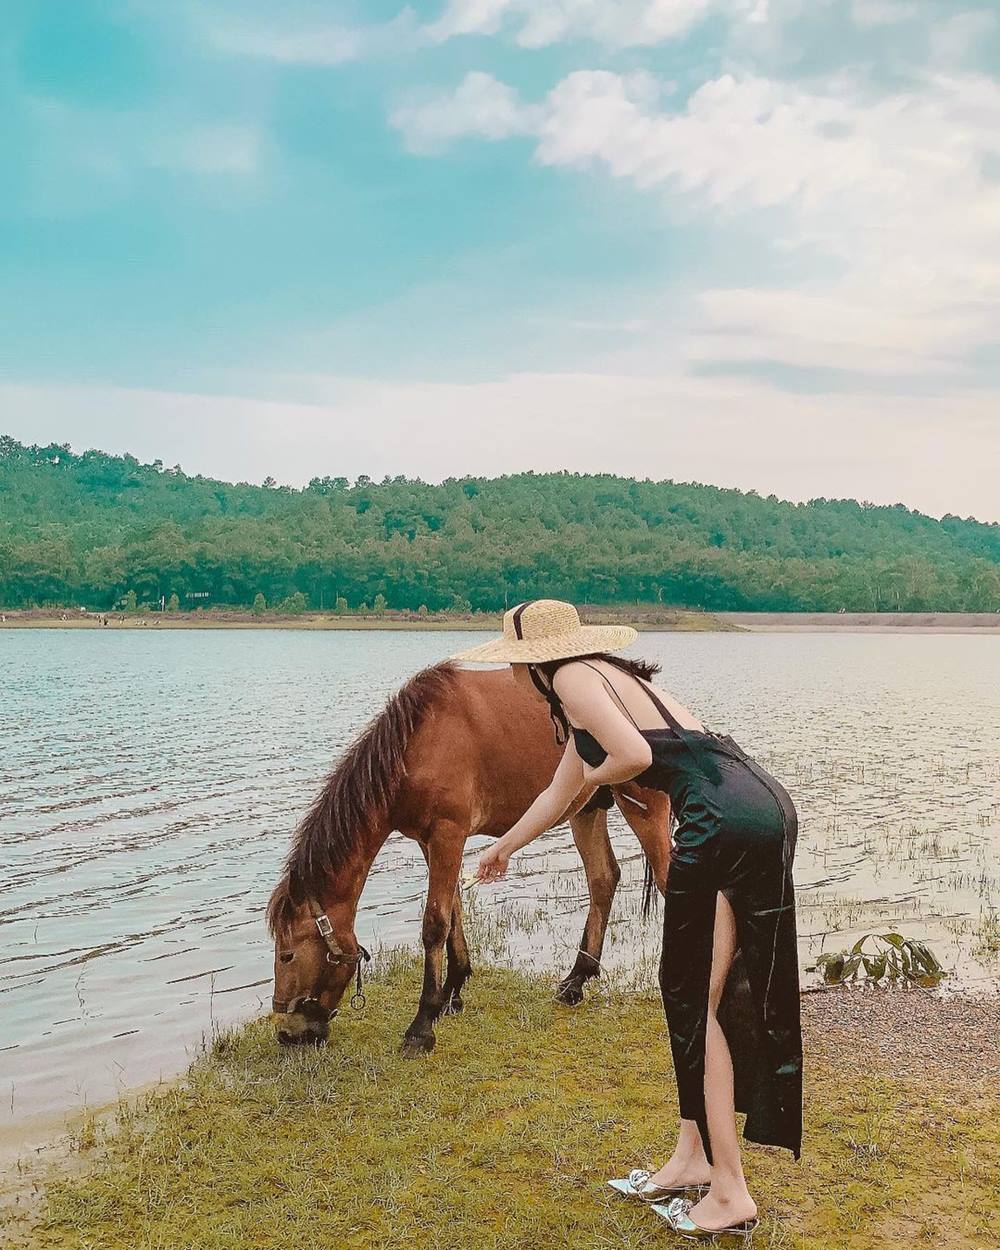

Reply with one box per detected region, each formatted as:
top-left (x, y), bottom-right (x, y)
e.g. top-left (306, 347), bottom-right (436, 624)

top-left (279, 952), bottom-right (295, 964)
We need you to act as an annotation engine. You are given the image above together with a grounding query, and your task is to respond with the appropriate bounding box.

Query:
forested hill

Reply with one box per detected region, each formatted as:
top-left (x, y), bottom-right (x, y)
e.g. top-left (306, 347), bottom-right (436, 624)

top-left (1, 435), bottom-right (998, 613)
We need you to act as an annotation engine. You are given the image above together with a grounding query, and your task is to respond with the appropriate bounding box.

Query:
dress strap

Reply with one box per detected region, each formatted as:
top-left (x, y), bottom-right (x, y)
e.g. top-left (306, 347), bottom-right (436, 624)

top-left (578, 661), bottom-right (684, 737)
top-left (635, 677), bottom-right (688, 736)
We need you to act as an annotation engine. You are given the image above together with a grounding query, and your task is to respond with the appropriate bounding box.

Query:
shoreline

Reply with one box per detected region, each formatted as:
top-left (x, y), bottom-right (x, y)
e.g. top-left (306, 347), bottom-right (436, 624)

top-left (3, 609), bottom-right (999, 634)
top-left (717, 611), bottom-right (1000, 633)
top-left (5, 965), bottom-right (998, 1248)
top-left (0, 608), bottom-right (738, 633)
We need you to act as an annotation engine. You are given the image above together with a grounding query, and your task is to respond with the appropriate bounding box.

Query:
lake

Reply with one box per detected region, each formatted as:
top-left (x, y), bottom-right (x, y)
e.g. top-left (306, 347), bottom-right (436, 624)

top-left (2, 627), bottom-right (998, 1128)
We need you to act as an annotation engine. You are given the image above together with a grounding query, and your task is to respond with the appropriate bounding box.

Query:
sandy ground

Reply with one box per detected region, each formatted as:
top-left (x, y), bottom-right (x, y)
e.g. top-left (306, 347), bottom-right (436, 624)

top-left (4, 609), bottom-right (1000, 633)
top-left (0, 608), bottom-right (733, 632)
top-left (719, 611), bottom-right (1000, 632)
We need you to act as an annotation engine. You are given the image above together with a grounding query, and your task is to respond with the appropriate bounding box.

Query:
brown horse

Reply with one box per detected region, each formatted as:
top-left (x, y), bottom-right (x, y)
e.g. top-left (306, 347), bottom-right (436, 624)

top-left (267, 661), bottom-right (671, 1054)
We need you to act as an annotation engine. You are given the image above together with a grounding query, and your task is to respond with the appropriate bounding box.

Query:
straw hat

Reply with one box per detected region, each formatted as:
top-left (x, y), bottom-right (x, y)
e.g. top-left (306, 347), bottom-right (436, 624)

top-left (449, 599), bottom-right (638, 664)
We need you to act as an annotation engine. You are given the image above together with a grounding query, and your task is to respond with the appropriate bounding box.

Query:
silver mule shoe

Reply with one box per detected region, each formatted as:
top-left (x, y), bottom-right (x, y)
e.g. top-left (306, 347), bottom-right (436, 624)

top-left (607, 1169), bottom-right (710, 1203)
top-left (650, 1196), bottom-right (759, 1242)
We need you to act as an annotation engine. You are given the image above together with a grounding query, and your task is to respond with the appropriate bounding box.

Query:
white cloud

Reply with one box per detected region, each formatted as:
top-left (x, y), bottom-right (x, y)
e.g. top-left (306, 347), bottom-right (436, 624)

top-left (4, 375), bottom-right (997, 521)
top-left (150, 124), bottom-right (261, 175)
top-left (391, 72), bottom-right (537, 153)
top-left (394, 68), bottom-right (1000, 376)
top-left (849, 0), bottom-right (920, 29)
top-left (929, 11), bottom-right (998, 65)
top-left (427, 0), bottom-right (752, 48)
top-left (205, 10), bottom-right (419, 65)
top-left (426, 0), bottom-right (512, 40)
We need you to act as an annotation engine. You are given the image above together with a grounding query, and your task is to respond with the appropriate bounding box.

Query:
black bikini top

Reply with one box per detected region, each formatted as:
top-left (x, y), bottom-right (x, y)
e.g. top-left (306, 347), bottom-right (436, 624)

top-left (570, 660), bottom-right (690, 735)
top-left (567, 661), bottom-right (721, 782)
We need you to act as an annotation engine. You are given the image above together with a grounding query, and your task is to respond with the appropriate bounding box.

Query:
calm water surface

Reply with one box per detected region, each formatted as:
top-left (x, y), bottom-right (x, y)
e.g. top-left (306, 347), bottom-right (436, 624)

top-left (1, 628), bottom-right (998, 1126)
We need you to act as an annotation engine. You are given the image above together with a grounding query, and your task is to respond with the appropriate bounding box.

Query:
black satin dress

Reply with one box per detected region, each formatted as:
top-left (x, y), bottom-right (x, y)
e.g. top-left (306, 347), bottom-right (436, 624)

top-left (571, 664), bottom-right (802, 1162)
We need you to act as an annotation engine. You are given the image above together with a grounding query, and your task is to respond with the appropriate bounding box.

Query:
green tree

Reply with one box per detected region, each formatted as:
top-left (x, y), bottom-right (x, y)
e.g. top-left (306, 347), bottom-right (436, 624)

top-left (373, 592), bottom-right (387, 616)
top-left (253, 592), bottom-right (266, 616)
top-left (0, 433), bottom-right (997, 614)
top-left (277, 591), bottom-right (308, 614)
top-left (167, 593), bottom-right (180, 612)
top-left (125, 589), bottom-right (138, 613)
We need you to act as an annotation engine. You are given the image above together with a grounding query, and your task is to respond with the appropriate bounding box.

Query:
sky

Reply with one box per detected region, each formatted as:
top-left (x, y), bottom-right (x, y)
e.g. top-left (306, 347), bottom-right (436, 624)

top-left (2, 0), bottom-right (999, 520)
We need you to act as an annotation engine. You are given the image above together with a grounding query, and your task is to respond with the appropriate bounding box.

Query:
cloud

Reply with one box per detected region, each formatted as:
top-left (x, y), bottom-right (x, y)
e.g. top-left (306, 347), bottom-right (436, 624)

top-left (205, 9), bottom-right (419, 65)
top-left (392, 67), bottom-right (1000, 377)
top-left (391, 71), bottom-right (537, 153)
top-left (427, 0), bottom-right (762, 48)
top-left (149, 123), bottom-right (261, 175)
top-left (849, 0), bottom-right (920, 28)
top-left (203, 0), bottom-right (768, 60)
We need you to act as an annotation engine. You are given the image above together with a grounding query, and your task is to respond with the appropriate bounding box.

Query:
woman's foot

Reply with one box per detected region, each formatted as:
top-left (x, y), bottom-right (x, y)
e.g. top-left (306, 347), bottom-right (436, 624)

top-left (647, 1153), bottom-right (712, 1190)
top-left (686, 1189), bottom-right (757, 1231)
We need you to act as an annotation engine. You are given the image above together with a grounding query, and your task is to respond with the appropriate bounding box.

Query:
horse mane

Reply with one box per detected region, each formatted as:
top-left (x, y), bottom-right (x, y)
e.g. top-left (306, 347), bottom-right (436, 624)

top-left (267, 660), bottom-right (462, 937)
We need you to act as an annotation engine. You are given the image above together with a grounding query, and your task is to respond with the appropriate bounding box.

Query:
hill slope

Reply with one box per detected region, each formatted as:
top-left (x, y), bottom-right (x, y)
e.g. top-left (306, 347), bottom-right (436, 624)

top-left (1, 435), bottom-right (998, 612)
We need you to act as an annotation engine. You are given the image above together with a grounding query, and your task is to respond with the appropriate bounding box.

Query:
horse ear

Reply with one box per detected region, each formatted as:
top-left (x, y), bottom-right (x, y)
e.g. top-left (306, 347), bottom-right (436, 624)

top-left (265, 878), bottom-right (295, 938)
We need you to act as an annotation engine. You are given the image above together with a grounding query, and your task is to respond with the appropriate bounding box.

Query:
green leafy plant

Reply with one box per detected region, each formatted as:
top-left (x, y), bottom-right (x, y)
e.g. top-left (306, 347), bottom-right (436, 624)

top-left (809, 932), bottom-right (945, 987)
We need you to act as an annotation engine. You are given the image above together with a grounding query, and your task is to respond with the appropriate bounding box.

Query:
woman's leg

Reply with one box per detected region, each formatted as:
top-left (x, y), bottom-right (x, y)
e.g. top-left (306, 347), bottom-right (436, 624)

top-left (648, 886), bottom-right (727, 1188)
top-left (686, 890), bottom-right (757, 1229)
top-left (648, 864), bottom-right (716, 1189)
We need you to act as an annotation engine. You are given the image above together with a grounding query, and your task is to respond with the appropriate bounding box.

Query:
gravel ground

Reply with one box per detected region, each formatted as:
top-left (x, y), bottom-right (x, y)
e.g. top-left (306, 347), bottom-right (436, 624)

top-left (801, 987), bottom-right (1000, 1084)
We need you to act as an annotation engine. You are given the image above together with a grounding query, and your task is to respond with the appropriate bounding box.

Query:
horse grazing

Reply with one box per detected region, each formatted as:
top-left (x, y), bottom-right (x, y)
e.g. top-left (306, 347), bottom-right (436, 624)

top-left (267, 661), bottom-right (670, 1054)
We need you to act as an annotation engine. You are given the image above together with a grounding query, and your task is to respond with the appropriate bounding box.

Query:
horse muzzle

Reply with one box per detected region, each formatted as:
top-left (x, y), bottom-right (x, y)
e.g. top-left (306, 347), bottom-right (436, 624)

top-left (274, 997), bottom-right (336, 1047)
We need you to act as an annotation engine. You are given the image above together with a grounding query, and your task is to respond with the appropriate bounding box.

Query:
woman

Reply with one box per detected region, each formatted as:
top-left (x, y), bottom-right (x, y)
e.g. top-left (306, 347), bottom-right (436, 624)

top-left (450, 599), bottom-right (801, 1241)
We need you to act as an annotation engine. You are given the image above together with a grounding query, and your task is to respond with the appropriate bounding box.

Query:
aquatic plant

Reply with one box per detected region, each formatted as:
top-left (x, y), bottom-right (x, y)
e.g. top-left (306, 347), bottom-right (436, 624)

top-left (809, 932), bottom-right (945, 987)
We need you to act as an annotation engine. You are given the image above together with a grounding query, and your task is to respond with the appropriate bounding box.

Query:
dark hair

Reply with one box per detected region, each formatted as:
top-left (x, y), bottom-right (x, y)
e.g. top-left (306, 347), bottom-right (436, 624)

top-left (527, 651), bottom-right (662, 745)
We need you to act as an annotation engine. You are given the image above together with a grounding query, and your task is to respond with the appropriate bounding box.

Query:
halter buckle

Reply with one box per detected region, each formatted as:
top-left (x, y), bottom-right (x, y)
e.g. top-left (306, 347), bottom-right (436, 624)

top-left (314, 913), bottom-right (334, 939)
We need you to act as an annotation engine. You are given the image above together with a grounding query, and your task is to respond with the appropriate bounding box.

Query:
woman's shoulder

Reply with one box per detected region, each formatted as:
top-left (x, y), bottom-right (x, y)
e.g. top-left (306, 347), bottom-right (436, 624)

top-left (550, 659), bottom-right (606, 700)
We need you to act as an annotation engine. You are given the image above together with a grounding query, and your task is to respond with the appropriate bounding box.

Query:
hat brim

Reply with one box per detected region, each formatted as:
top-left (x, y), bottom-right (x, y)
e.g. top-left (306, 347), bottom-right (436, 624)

top-left (449, 624), bottom-right (638, 664)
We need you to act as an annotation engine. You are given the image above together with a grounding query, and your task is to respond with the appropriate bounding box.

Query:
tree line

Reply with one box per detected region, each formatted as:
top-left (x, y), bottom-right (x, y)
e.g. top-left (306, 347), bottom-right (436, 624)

top-left (1, 434), bottom-right (998, 613)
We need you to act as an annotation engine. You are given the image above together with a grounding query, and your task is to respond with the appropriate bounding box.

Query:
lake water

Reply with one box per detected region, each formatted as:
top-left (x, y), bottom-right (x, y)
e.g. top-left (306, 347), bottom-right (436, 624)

top-left (2, 628), bottom-right (998, 1127)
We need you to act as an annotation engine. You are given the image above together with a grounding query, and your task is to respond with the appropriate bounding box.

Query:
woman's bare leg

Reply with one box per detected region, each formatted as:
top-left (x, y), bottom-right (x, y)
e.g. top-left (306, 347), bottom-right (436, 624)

top-left (685, 891), bottom-right (756, 1229)
top-left (648, 889), bottom-right (734, 1189)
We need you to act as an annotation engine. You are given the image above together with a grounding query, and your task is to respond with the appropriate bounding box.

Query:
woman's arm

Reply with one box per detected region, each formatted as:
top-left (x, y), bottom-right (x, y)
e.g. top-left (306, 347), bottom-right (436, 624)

top-left (475, 739), bottom-right (586, 882)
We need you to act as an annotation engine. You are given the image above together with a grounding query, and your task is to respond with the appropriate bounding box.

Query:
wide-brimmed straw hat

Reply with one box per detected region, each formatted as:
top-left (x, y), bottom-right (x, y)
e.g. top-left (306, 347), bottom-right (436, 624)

top-left (449, 599), bottom-right (638, 664)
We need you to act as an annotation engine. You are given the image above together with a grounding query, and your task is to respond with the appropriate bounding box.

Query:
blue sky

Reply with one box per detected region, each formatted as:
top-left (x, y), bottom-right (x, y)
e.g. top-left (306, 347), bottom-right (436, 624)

top-left (2, 0), bottom-right (999, 519)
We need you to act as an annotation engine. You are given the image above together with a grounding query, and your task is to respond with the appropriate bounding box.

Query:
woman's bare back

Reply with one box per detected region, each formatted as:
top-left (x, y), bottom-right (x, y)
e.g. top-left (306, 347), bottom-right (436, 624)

top-left (563, 657), bottom-right (705, 734)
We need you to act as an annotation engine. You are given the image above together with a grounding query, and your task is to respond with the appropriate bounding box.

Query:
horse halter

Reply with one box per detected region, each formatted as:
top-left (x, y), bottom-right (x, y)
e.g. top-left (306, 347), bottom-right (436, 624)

top-left (271, 896), bottom-right (371, 1017)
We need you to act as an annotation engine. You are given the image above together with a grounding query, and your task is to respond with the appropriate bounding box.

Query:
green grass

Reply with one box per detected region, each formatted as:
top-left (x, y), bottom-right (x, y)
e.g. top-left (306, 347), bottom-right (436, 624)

top-left (18, 959), bottom-right (1000, 1250)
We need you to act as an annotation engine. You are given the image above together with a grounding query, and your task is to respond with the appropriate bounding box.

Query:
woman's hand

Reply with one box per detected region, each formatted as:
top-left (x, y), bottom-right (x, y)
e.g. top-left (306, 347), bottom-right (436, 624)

top-left (475, 840), bottom-right (511, 884)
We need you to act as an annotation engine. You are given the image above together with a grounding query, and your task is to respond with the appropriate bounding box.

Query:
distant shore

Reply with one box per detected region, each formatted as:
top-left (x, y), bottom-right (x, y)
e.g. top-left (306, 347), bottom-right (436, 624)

top-left (717, 611), bottom-right (1000, 633)
top-left (0, 607), bottom-right (738, 632)
top-left (2, 609), bottom-right (999, 634)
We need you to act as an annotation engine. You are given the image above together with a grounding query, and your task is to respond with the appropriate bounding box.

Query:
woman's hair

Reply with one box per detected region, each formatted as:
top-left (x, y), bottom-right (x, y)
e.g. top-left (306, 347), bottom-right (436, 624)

top-left (527, 652), bottom-right (662, 745)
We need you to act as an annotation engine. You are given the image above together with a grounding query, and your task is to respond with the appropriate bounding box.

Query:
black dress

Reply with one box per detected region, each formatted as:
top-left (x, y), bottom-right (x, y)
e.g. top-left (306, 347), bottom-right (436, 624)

top-left (570, 663), bottom-right (802, 1163)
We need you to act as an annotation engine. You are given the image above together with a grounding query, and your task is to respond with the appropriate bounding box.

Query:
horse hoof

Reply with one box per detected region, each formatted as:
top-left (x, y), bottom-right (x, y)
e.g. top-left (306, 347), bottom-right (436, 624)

top-left (555, 980), bottom-right (585, 1006)
top-left (401, 1032), bottom-right (436, 1057)
top-left (442, 992), bottom-right (464, 1015)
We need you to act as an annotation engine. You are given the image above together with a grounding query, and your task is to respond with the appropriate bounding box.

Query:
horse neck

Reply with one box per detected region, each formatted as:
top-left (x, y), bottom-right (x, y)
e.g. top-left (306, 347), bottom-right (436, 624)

top-left (317, 818), bottom-right (390, 916)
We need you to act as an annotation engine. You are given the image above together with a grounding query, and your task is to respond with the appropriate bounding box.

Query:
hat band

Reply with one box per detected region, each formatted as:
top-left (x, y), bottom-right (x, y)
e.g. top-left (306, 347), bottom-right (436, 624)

top-left (511, 600), bottom-right (532, 641)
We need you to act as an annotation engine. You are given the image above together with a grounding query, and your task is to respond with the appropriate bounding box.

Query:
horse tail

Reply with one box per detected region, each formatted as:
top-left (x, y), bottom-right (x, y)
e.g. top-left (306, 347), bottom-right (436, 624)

top-left (641, 854), bottom-right (659, 920)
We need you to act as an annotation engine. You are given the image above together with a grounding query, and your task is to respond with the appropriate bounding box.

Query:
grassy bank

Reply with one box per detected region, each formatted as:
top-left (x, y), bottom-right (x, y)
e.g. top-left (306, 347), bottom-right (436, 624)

top-left (0, 607), bottom-right (738, 632)
top-left (10, 957), bottom-right (999, 1250)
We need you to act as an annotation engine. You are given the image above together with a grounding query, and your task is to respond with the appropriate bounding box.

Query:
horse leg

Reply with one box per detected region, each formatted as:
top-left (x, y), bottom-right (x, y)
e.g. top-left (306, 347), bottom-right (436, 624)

top-left (441, 891), bottom-right (472, 1015)
top-left (402, 826), bottom-right (464, 1056)
top-left (556, 803), bottom-right (620, 1006)
top-left (415, 841), bottom-right (472, 1018)
top-left (615, 784), bottom-right (672, 896)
